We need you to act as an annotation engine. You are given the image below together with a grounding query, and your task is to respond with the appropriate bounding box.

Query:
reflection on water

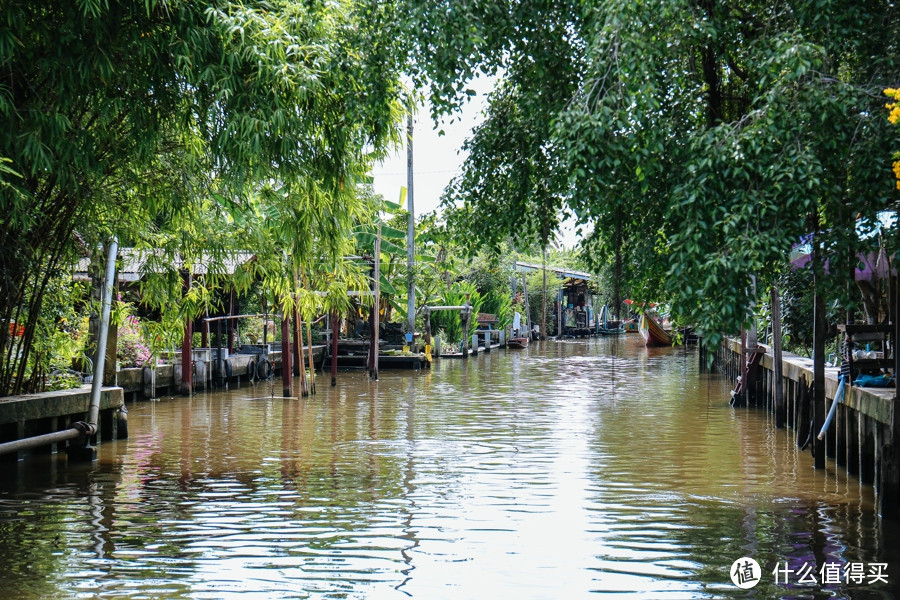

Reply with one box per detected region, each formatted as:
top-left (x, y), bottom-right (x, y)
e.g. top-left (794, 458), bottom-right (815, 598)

top-left (0, 336), bottom-right (897, 599)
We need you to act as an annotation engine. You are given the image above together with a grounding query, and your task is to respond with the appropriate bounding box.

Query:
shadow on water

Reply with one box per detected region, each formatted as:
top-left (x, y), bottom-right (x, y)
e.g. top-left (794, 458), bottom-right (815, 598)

top-left (0, 335), bottom-right (896, 599)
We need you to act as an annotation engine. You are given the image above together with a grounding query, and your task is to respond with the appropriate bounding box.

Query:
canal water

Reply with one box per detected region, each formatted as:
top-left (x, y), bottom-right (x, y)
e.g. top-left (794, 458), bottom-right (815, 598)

top-left (0, 336), bottom-right (897, 599)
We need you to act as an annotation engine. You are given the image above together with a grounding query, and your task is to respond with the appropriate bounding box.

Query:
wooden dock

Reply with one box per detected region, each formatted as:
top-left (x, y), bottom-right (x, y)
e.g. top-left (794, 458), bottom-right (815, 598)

top-left (117, 346), bottom-right (327, 400)
top-left (0, 385), bottom-right (125, 460)
top-left (712, 337), bottom-right (898, 516)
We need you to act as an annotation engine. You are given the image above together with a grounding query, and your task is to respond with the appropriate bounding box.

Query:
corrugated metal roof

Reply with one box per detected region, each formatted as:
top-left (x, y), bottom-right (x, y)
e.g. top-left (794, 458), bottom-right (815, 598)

top-left (74, 248), bottom-right (255, 282)
top-left (514, 261), bottom-right (593, 281)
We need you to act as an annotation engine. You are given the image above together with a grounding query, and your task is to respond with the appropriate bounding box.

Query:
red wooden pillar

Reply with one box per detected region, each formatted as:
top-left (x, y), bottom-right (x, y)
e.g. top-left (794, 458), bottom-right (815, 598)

top-left (180, 271), bottom-right (193, 396)
top-left (293, 308), bottom-right (302, 376)
top-left (227, 291), bottom-right (235, 354)
top-left (281, 310), bottom-right (292, 397)
top-left (331, 311), bottom-right (339, 387)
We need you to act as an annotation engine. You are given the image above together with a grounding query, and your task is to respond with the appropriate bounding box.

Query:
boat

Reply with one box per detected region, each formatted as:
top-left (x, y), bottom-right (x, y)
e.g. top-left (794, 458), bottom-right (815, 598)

top-left (597, 305), bottom-right (625, 335)
top-left (508, 337), bottom-right (529, 349)
top-left (639, 312), bottom-right (673, 346)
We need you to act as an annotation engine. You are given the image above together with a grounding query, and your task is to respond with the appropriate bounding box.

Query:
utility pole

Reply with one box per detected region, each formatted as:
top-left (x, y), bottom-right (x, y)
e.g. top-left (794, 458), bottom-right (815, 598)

top-left (406, 110), bottom-right (416, 343)
top-left (542, 248), bottom-right (547, 341)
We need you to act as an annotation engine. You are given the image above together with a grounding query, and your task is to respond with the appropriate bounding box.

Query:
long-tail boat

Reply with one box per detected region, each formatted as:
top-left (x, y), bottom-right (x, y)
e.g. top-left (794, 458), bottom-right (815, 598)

top-left (639, 312), bottom-right (673, 346)
top-left (507, 337), bottom-right (529, 349)
top-left (597, 305), bottom-right (625, 335)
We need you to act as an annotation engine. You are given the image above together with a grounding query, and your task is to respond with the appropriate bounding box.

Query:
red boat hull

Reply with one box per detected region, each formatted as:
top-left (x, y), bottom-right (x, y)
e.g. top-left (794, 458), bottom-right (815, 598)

top-left (639, 313), bottom-right (673, 346)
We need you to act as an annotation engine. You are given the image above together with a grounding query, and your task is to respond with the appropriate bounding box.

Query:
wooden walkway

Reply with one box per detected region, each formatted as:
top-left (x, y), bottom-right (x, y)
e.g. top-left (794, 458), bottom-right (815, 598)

top-left (713, 338), bottom-right (897, 515)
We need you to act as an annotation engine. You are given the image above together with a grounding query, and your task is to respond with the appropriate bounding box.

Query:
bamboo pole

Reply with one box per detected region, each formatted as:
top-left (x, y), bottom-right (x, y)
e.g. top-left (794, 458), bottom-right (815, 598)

top-left (303, 269), bottom-right (316, 395)
top-left (293, 267), bottom-right (308, 397)
top-left (281, 308), bottom-right (293, 397)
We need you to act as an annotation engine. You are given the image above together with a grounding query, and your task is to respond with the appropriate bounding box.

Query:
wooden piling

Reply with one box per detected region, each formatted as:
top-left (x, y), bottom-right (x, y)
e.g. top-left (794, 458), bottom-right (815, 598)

top-left (846, 407), bottom-right (860, 476)
top-left (884, 275), bottom-right (900, 518)
top-left (331, 311), bottom-right (339, 387)
top-left (462, 297), bottom-right (470, 359)
top-left (813, 291), bottom-right (826, 469)
top-left (281, 310), bottom-right (292, 397)
top-left (369, 226), bottom-right (381, 381)
top-left (772, 286), bottom-right (786, 427)
top-left (228, 291), bottom-right (235, 354)
top-left (293, 307), bottom-right (302, 376)
top-left (180, 270), bottom-right (193, 396)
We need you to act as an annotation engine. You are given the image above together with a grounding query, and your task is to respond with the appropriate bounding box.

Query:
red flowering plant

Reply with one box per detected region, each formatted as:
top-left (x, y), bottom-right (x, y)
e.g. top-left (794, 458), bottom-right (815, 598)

top-left (116, 314), bottom-right (152, 368)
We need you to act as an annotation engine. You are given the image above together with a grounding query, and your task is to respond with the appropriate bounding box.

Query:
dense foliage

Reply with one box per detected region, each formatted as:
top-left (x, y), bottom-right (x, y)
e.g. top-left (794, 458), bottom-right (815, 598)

top-left (405, 0), bottom-right (900, 343)
top-left (0, 0), bottom-right (404, 394)
top-left (4, 1), bottom-right (898, 395)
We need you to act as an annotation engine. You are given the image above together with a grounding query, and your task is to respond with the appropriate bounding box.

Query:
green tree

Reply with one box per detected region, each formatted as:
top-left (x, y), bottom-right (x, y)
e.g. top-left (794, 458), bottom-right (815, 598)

top-left (402, 0), bottom-right (900, 342)
top-left (0, 0), bottom-right (404, 394)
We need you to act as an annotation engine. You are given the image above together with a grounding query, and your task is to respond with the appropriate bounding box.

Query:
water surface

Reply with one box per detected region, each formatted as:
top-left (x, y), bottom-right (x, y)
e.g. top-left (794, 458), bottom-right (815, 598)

top-left (0, 336), bottom-right (896, 599)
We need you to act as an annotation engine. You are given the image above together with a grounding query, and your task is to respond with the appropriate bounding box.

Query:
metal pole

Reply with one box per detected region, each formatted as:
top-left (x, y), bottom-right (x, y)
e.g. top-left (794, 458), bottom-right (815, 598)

top-left (406, 111), bottom-right (416, 341)
top-left (0, 427), bottom-right (84, 457)
top-left (87, 238), bottom-right (118, 427)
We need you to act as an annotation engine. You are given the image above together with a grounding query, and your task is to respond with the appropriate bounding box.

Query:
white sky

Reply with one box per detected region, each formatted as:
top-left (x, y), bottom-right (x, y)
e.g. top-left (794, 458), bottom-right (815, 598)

top-left (370, 79), bottom-right (583, 249)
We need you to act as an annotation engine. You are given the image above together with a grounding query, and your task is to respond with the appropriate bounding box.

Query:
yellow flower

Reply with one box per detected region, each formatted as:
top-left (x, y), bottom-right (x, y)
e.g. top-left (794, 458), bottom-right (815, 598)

top-left (890, 106), bottom-right (900, 125)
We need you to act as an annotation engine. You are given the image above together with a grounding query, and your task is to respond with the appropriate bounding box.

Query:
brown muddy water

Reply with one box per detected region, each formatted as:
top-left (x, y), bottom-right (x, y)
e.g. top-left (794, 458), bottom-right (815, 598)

top-left (0, 335), bottom-right (897, 599)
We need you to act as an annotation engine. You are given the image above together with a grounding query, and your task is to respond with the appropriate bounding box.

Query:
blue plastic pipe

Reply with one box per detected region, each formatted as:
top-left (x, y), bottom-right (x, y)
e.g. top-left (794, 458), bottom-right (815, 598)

top-left (817, 374), bottom-right (845, 441)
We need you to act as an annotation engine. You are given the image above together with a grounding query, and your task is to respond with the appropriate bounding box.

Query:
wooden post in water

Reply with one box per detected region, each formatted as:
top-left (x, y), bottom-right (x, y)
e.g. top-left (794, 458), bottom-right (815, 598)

top-left (295, 309), bottom-right (308, 397)
top-left (180, 270), bottom-right (193, 396)
top-left (881, 273), bottom-right (900, 517)
top-left (771, 286), bottom-right (786, 428)
top-left (558, 288), bottom-right (563, 338)
top-left (228, 291), bottom-right (235, 354)
top-left (813, 289), bottom-right (826, 469)
top-left (305, 317), bottom-right (316, 395)
top-left (301, 270), bottom-right (316, 395)
top-left (281, 309), bottom-right (293, 397)
top-left (216, 318), bottom-right (224, 388)
top-left (369, 225), bottom-right (381, 381)
top-left (293, 307), bottom-right (302, 376)
top-left (614, 221), bottom-right (622, 322)
top-left (330, 311), bottom-right (339, 386)
top-left (541, 250), bottom-right (547, 341)
top-left (425, 308), bottom-right (432, 347)
top-left (521, 273), bottom-right (530, 338)
top-left (462, 295), bottom-right (470, 359)
top-left (292, 265), bottom-right (309, 397)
